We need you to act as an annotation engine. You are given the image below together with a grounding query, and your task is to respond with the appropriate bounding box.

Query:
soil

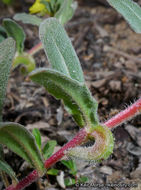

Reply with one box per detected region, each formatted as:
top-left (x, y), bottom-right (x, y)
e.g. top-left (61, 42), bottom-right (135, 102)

top-left (0, 0), bottom-right (141, 190)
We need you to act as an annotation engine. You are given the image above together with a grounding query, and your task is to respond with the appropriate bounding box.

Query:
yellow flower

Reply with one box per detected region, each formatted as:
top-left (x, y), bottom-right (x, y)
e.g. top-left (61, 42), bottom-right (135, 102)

top-left (29, 0), bottom-right (50, 14)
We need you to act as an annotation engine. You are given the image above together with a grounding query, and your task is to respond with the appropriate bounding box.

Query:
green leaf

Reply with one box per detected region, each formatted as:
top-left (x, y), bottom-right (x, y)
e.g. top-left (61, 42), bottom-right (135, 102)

top-left (68, 125), bottom-right (114, 162)
top-left (41, 0), bottom-right (53, 14)
top-left (0, 38), bottom-right (15, 121)
top-left (0, 26), bottom-right (7, 35)
top-left (61, 160), bottom-right (77, 175)
top-left (13, 52), bottom-right (36, 73)
top-left (3, 18), bottom-right (25, 53)
top-left (107, 0), bottom-right (141, 33)
top-left (47, 168), bottom-right (59, 175)
top-left (52, 0), bottom-right (65, 13)
top-left (55, 0), bottom-right (77, 25)
top-left (0, 26), bottom-right (7, 43)
top-left (64, 177), bottom-right (75, 186)
top-left (13, 13), bottom-right (42, 26)
top-left (50, 0), bottom-right (57, 8)
top-left (0, 159), bottom-right (18, 183)
top-left (42, 140), bottom-right (57, 160)
top-left (39, 18), bottom-right (84, 83)
top-left (32, 128), bottom-right (42, 150)
top-left (41, 0), bottom-right (66, 16)
top-left (78, 176), bottom-right (89, 183)
top-left (0, 143), bottom-right (18, 185)
top-left (0, 35), bottom-right (5, 43)
top-left (0, 122), bottom-right (45, 176)
top-left (50, 0), bottom-right (59, 12)
top-left (30, 68), bottom-right (98, 127)
top-left (2, 0), bottom-right (13, 5)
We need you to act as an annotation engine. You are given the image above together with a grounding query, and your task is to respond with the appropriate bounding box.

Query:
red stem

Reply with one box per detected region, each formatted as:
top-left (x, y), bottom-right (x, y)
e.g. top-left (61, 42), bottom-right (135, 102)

top-left (104, 98), bottom-right (141, 129)
top-left (5, 98), bottom-right (141, 190)
top-left (44, 128), bottom-right (87, 168)
top-left (5, 170), bottom-right (38, 190)
top-left (5, 129), bottom-right (87, 190)
top-left (28, 42), bottom-right (42, 56)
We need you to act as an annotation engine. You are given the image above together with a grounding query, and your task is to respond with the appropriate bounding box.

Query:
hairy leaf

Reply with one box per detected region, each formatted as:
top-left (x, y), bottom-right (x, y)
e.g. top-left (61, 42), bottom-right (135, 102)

top-left (0, 26), bottom-right (7, 43)
top-left (42, 140), bottom-right (57, 160)
top-left (41, 0), bottom-right (53, 14)
top-left (32, 128), bottom-right (42, 150)
top-left (13, 52), bottom-right (36, 73)
top-left (30, 68), bottom-right (98, 127)
top-left (78, 176), bottom-right (89, 183)
top-left (47, 168), bottom-right (59, 175)
top-left (107, 0), bottom-right (141, 33)
top-left (61, 160), bottom-right (77, 175)
top-left (0, 35), bottom-right (5, 43)
top-left (68, 125), bottom-right (114, 162)
top-left (50, 0), bottom-right (65, 13)
top-left (13, 13), bottom-right (42, 26)
top-left (0, 38), bottom-right (15, 121)
top-left (39, 18), bottom-right (84, 83)
top-left (64, 177), bottom-right (75, 186)
top-left (0, 159), bottom-right (18, 183)
top-left (55, 0), bottom-right (77, 25)
top-left (0, 122), bottom-right (45, 176)
top-left (3, 19), bottom-right (25, 53)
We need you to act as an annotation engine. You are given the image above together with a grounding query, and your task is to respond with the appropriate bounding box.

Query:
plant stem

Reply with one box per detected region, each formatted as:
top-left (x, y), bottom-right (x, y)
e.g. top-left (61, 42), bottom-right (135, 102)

top-left (5, 98), bottom-right (141, 190)
top-left (44, 129), bottom-right (88, 168)
top-left (104, 98), bottom-right (141, 129)
top-left (5, 129), bottom-right (87, 190)
top-left (5, 170), bottom-right (38, 190)
top-left (28, 42), bottom-right (43, 56)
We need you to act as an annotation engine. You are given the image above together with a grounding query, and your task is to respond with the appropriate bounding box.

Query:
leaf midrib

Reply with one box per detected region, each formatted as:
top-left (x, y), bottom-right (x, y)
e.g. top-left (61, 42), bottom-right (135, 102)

top-left (43, 72), bottom-right (90, 126)
top-left (1, 126), bottom-right (43, 173)
top-left (0, 160), bottom-right (16, 180)
top-left (51, 35), bottom-right (70, 76)
top-left (109, 0), bottom-right (141, 21)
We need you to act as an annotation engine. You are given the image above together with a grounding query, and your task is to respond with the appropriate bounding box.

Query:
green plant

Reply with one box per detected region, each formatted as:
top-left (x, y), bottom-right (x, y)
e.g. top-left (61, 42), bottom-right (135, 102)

top-left (107, 0), bottom-right (141, 33)
top-left (13, 0), bottom-right (77, 26)
top-left (61, 159), bottom-right (89, 187)
top-left (29, 0), bottom-right (77, 25)
top-left (0, 19), bottom-right (35, 74)
top-left (0, 38), bottom-right (45, 188)
top-left (32, 128), bottom-right (57, 160)
top-left (1, 0), bottom-right (14, 5)
top-left (30, 18), bottom-right (114, 163)
top-left (0, 17), bottom-right (140, 190)
top-left (11, 0), bottom-right (141, 73)
top-left (0, 0), bottom-right (141, 189)
top-left (32, 128), bottom-right (88, 187)
top-left (0, 0), bottom-right (77, 74)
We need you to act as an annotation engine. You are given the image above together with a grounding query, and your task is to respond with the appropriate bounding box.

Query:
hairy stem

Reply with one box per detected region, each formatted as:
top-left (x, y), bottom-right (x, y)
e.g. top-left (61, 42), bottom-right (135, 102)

top-left (104, 98), bottom-right (141, 128)
top-left (5, 129), bottom-right (87, 190)
top-left (45, 129), bottom-right (87, 168)
top-left (28, 42), bottom-right (43, 56)
top-left (68, 125), bottom-right (114, 162)
top-left (5, 170), bottom-right (38, 190)
top-left (5, 98), bottom-right (141, 190)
